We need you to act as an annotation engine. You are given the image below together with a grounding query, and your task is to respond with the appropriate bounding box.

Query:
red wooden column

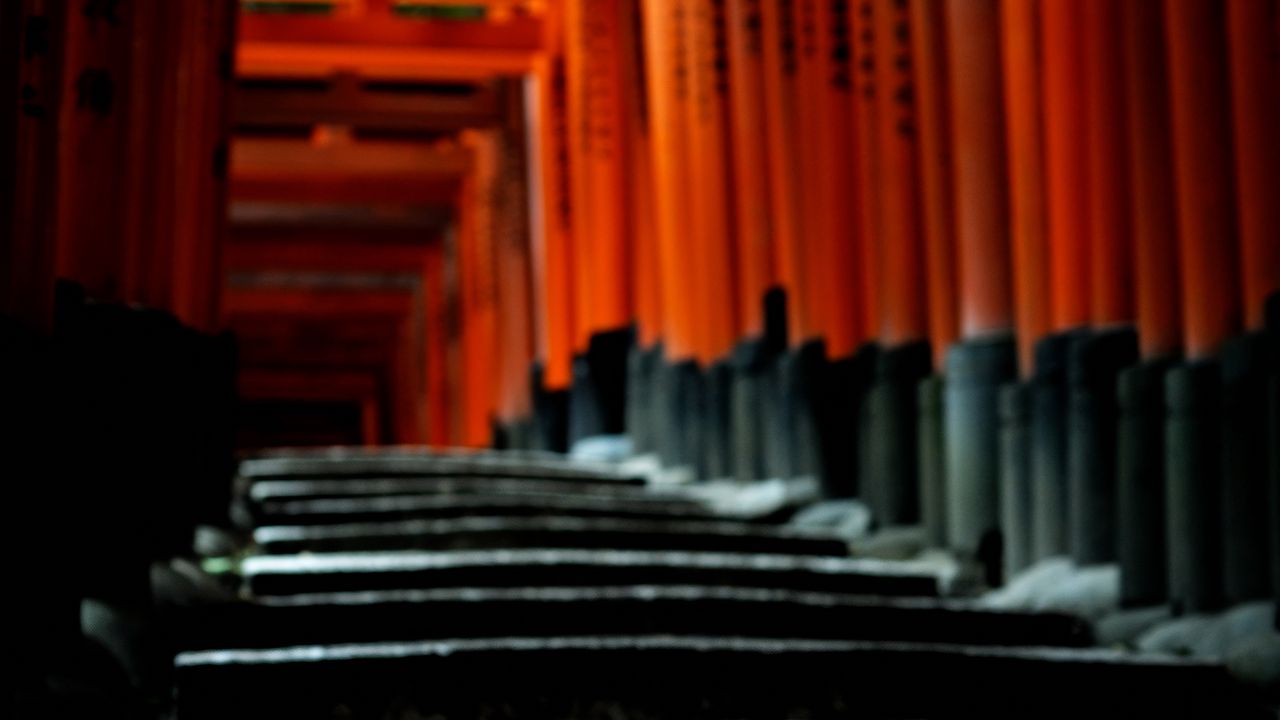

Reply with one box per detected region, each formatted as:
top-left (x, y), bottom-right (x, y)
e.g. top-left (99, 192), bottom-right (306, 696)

top-left (1121, 0), bottom-right (1181, 359)
top-left (849, 0), bottom-right (882, 341)
top-left (1226, 0), bottom-right (1280, 327)
top-left (621, 0), bottom-right (665, 349)
top-left (457, 130), bottom-right (501, 447)
top-left (873, 0), bottom-right (926, 347)
top-left (531, 49), bottom-right (577, 390)
top-left (1040, 0), bottom-right (1090, 332)
top-left (563, 0), bottom-right (594, 357)
top-left (1082, 0), bottom-right (1134, 327)
top-left (945, 0), bottom-right (1012, 337)
top-left (761, 0), bottom-right (806, 343)
top-left (1001, 0), bottom-right (1051, 374)
top-left (1165, 0), bottom-right (1241, 359)
top-left (685, 0), bottom-right (740, 363)
top-left (911, 0), bottom-right (958, 367)
top-left (813, 0), bottom-right (865, 358)
top-left (726, 0), bottom-right (776, 340)
top-left (642, 0), bottom-right (699, 362)
top-left (422, 240), bottom-right (452, 445)
top-left (794, 0), bottom-right (829, 347)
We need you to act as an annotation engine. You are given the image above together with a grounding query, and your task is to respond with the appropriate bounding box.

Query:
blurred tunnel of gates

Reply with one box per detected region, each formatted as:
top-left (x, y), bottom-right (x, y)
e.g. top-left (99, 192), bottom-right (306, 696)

top-left (2, 0), bottom-right (1279, 607)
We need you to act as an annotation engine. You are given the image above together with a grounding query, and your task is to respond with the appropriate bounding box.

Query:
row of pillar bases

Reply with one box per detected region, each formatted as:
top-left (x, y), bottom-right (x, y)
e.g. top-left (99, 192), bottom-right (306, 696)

top-left (509, 291), bottom-right (1280, 618)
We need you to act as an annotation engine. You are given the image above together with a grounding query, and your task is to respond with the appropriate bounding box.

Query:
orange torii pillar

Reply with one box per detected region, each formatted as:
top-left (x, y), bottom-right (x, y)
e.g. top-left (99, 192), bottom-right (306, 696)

top-left (1222, 0), bottom-right (1279, 607)
top-left (620, 0), bottom-right (666, 456)
top-left (455, 131), bottom-right (500, 448)
top-left (850, 0), bottom-right (882, 345)
top-left (1063, 0), bottom-right (1140, 571)
top-left (756, 0), bottom-right (823, 482)
top-left (642, 0), bottom-right (704, 469)
top-left (528, 50), bottom-right (576, 452)
top-left (861, 0), bottom-right (931, 527)
top-left (911, 0), bottom-right (959, 550)
top-left (564, 0), bottom-right (636, 446)
top-left (1115, 0), bottom-right (1181, 609)
top-left (724, 0), bottom-right (784, 482)
top-left (1164, 0), bottom-right (1243, 614)
top-left (1025, 0), bottom-right (1090, 561)
top-left (938, 0), bottom-right (1018, 577)
top-left (999, 0), bottom-right (1053, 570)
top-left (808, 0), bottom-right (876, 499)
top-left (683, 0), bottom-right (741, 478)
top-left (492, 128), bottom-right (538, 450)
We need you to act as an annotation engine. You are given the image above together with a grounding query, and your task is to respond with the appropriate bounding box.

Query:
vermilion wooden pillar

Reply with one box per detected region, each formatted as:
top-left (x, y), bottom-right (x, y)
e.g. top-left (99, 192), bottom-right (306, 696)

top-left (1039, 0), bottom-right (1090, 332)
top-left (849, 0), bottom-right (882, 341)
top-left (944, 0), bottom-right (1011, 338)
top-left (1121, 0), bottom-right (1180, 359)
top-left (726, 0), bottom-right (776, 340)
top-left (457, 130), bottom-right (501, 447)
top-left (642, 0), bottom-right (698, 362)
top-left (941, 0), bottom-right (1017, 566)
top-left (794, 0), bottom-right (828, 346)
top-left (1000, 0), bottom-right (1051, 375)
top-left (685, 0), bottom-right (739, 363)
top-left (531, 52), bottom-right (577, 389)
top-left (813, 0), bottom-right (864, 358)
top-left (1165, 0), bottom-right (1241, 359)
top-left (1164, 0), bottom-right (1241, 614)
top-left (873, 0), bottom-right (926, 346)
top-left (566, 0), bottom-right (634, 345)
top-left (1226, 0), bottom-right (1280, 328)
top-left (911, 0), bottom-right (957, 367)
top-left (1082, 0), bottom-right (1134, 327)
top-left (621, 0), bottom-right (665, 349)
top-left (563, 0), bottom-right (597, 353)
top-left (761, 0), bottom-right (805, 342)
top-left (423, 241), bottom-right (452, 445)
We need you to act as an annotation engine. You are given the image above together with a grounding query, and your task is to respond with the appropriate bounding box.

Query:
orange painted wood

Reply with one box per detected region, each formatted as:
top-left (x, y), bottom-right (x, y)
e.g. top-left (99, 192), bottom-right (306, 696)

top-left (812, 0), bottom-right (865, 357)
top-left (422, 241), bottom-right (452, 445)
top-left (563, 0), bottom-right (596, 352)
top-left (565, 0), bottom-right (634, 339)
top-left (1000, 0), bottom-right (1050, 375)
top-left (685, 0), bottom-right (740, 362)
top-left (912, 0), bottom-right (958, 365)
top-left (531, 54), bottom-right (576, 389)
top-left (945, 0), bottom-right (1011, 343)
top-left (1039, 0), bottom-right (1090, 331)
top-left (621, 0), bottom-right (665, 348)
top-left (456, 132), bottom-right (500, 446)
top-left (873, 0), bottom-right (927, 346)
top-left (849, 0), bottom-right (882, 341)
top-left (1120, 0), bottom-right (1181, 360)
top-left (793, 0), bottom-right (827, 346)
top-left (1082, 0), bottom-right (1134, 327)
top-left (1165, 0), bottom-right (1242, 358)
top-left (1226, 0), bottom-right (1280, 329)
top-left (642, 0), bottom-right (699, 361)
top-left (760, 0), bottom-right (806, 343)
top-left (726, 0), bottom-right (776, 339)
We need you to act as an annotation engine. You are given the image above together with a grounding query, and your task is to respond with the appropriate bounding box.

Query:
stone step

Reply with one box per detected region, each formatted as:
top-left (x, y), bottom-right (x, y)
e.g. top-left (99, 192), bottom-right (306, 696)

top-left (253, 493), bottom-right (718, 526)
top-left (174, 635), bottom-right (1255, 719)
top-left (243, 549), bottom-right (942, 597)
top-left (252, 515), bottom-right (851, 556)
top-left (171, 585), bottom-right (1090, 651)
top-left (238, 454), bottom-right (644, 485)
top-left (247, 476), bottom-right (665, 504)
